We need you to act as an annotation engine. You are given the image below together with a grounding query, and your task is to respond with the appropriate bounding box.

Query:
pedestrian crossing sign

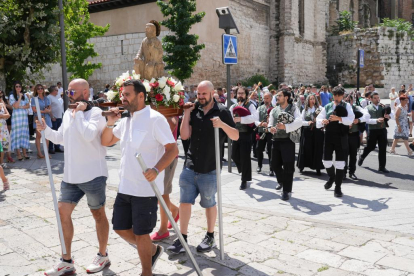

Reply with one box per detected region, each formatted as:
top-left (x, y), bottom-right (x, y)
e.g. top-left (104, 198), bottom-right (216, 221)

top-left (222, 34), bottom-right (238, 64)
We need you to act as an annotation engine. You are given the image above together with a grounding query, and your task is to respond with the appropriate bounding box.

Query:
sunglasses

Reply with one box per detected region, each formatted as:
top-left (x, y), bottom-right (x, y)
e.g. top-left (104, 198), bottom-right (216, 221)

top-left (15, 85), bottom-right (22, 88)
top-left (65, 90), bottom-right (75, 96)
top-left (37, 87), bottom-right (44, 90)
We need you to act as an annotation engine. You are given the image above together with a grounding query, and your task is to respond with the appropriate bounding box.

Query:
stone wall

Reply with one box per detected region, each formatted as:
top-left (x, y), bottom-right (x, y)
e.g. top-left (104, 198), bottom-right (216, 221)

top-left (327, 27), bottom-right (414, 96)
top-left (38, 0), bottom-right (331, 91)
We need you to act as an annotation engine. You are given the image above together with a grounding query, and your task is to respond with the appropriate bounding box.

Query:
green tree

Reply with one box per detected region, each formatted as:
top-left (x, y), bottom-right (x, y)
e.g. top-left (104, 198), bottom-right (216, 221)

top-left (379, 18), bottom-right (414, 40)
top-left (0, 0), bottom-right (60, 90)
top-left (64, 0), bottom-right (109, 80)
top-left (241, 74), bottom-right (271, 88)
top-left (331, 11), bottom-right (358, 35)
top-left (157, 0), bottom-right (205, 83)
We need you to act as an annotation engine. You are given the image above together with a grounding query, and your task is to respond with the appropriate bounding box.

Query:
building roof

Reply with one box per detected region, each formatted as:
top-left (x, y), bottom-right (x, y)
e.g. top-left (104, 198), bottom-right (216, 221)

top-left (88, 0), bottom-right (156, 13)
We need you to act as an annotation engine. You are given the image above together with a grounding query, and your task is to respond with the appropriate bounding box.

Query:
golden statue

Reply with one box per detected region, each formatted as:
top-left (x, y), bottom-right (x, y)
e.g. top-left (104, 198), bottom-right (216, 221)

top-left (134, 20), bottom-right (165, 80)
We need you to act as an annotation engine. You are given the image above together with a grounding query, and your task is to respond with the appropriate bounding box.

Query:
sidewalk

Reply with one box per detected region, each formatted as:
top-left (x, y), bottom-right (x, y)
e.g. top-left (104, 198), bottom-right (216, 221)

top-left (1, 143), bottom-right (414, 275)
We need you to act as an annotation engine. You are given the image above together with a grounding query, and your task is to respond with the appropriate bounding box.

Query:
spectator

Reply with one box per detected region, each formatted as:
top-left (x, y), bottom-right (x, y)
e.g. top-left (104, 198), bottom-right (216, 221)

top-left (217, 88), bottom-right (226, 104)
top-left (319, 85), bottom-right (332, 107)
top-left (9, 81), bottom-right (30, 160)
top-left (187, 85), bottom-right (197, 103)
top-left (104, 84), bottom-right (110, 92)
top-left (89, 82), bottom-right (94, 101)
top-left (0, 90), bottom-right (12, 166)
top-left (57, 82), bottom-right (63, 98)
top-left (25, 90), bottom-right (35, 141)
top-left (31, 84), bottom-right (52, 158)
top-left (390, 95), bottom-right (413, 156)
top-left (225, 88), bottom-right (237, 106)
top-left (389, 87), bottom-right (398, 109)
top-left (361, 92), bottom-right (372, 108)
top-left (48, 85), bottom-right (64, 154)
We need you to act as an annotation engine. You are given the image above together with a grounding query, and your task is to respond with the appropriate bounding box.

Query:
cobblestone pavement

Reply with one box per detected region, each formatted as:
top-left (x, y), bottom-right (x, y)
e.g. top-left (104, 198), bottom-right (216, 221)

top-left (1, 140), bottom-right (414, 276)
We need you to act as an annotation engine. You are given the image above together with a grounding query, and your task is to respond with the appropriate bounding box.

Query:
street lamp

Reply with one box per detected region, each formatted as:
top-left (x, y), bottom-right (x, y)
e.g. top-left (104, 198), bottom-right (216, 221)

top-left (216, 6), bottom-right (239, 174)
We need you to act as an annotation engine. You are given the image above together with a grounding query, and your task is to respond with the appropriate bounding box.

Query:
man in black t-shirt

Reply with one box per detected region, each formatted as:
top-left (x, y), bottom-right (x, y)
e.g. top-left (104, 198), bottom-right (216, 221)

top-left (167, 80), bottom-right (239, 254)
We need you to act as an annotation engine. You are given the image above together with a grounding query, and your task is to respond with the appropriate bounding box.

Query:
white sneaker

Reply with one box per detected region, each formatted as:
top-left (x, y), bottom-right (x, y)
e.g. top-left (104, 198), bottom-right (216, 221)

top-left (86, 252), bottom-right (110, 274)
top-left (44, 258), bottom-right (76, 276)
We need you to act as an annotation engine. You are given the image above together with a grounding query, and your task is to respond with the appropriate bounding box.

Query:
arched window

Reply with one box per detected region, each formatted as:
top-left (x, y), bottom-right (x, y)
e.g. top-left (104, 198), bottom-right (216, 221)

top-left (299, 0), bottom-right (305, 36)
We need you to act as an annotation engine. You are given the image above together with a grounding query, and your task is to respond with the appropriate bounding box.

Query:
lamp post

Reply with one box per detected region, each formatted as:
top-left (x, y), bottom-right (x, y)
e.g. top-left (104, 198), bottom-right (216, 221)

top-left (216, 7), bottom-right (239, 173)
top-left (58, 0), bottom-right (69, 111)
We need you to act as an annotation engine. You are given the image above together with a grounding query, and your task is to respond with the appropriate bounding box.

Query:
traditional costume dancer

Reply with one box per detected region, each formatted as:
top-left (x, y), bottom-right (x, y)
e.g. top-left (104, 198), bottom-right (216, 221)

top-left (316, 86), bottom-right (355, 197)
top-left (297, 94), bottom-right (324, 175)
top-left (255, 92), bottom-right (274, 175)
top-left (358, 92), bottom-right (391, 173)
top-left (230, 87), bottom-right (259, 190)
top-left (269, 89), bottom-right (302, 201)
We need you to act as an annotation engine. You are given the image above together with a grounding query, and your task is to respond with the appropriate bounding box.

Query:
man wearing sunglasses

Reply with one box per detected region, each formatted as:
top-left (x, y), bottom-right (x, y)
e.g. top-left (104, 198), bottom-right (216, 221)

top-left (37, 79), bottom-right (110, 275)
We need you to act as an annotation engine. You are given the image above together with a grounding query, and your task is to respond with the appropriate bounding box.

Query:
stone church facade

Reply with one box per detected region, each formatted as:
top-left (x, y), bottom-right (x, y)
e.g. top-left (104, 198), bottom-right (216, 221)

top-left (40, 0), bottom-right (412, 90)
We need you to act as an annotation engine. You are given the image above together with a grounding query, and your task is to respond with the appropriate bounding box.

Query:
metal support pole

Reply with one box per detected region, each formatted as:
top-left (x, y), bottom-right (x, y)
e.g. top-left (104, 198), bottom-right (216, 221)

top-left (135, 154), bottom-right (203, 276)
top-left (225, 28), bottom-right (232, 173)
top-left (214, 127), bottom-right (225, 260)
top-left (58, 0), bottom-right (69, 111)
top-left (357, 49), bottom-right (360, 93)
top-left (34, 97), bottom-right (66, 255)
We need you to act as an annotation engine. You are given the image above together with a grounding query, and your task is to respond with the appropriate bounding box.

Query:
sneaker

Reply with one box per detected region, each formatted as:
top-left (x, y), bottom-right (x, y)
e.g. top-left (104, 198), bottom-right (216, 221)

top-left (44, 258), bottom-right (76, 276)
top-left (151, 245), bottom-right (164, 271)
top-left (196, 234), bottom-right (216, 253)
top-left (167, 238), bottom-right (186, 254)
top-left (86, 252), bottom-right (110, 274)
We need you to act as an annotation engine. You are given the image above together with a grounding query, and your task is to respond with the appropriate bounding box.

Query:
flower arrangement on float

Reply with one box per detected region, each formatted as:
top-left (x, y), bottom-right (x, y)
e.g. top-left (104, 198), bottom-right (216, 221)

top-left (106, 70), bottom-right (185, 116)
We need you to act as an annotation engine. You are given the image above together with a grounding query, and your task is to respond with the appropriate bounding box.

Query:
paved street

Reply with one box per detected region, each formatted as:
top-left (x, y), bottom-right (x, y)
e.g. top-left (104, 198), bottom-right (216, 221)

top-left (1, 131), bottom-right (414, 275)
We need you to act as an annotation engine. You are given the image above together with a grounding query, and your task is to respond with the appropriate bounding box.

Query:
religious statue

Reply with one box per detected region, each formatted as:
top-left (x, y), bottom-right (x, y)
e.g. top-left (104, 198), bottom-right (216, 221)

top-left (134, 20), bottom-right (165, 80)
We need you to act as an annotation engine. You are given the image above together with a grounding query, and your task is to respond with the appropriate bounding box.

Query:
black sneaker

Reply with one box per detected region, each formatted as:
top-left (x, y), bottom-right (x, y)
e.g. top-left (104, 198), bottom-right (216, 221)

top-left (167, 238), bottom-right (185, 254)
top-left (196, 235), bottom-right (216, 253)
top-left (152, 245), bottom-right (164, 271)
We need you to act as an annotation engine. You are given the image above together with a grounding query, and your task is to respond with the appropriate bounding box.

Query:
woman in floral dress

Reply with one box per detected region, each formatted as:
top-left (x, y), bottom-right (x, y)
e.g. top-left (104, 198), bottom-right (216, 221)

top-left (9, 81), bottom-right (31, 160)
top-left (390, 95), bottom-right (413, 156)
top-left (0, 90), bottom-right (12, 167)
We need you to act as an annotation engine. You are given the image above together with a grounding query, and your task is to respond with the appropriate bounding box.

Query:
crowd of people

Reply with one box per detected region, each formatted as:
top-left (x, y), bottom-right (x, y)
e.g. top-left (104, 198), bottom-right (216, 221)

top-left (1, 76), bottom-right (413, 276)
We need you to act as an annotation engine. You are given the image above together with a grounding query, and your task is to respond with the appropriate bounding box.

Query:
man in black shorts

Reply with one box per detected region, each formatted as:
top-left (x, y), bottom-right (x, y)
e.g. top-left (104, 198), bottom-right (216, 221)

top-left (102, 79), bottom-right (178, 276)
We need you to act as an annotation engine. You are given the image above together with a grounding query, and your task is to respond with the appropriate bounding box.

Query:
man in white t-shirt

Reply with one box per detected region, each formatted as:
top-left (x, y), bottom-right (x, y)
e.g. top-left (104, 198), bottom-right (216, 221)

top-left (101, 79), bottom-right (178, 276)
top-left (57, 82), bottom-right (63, 98)
top-left (47, 85), bottom-right (64, 153)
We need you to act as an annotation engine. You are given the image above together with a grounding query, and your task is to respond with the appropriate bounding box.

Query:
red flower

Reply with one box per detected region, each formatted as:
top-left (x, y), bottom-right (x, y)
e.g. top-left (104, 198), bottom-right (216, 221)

top-left (120, 87), bottom-right (124, 92)
top-left (155, 94), bottom-right (164, 101)
top-left (179, 99), bottom-right (184, 106)
top-left (128, 76), bottom-right (132, 80)
top-left (179, 91), bottom-right (184, 96)
top-left (167, 80), bottom-right (175, 87)
top-left (150, 82), bottom-right (159, 88)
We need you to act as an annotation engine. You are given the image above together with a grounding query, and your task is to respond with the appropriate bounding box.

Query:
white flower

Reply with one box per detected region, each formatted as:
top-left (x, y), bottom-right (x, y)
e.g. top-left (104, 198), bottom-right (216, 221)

top-left (132, 71), bottom-right (140, 80)
top-left (174, 81), bottom-right (183, 92)
top-left (173, 94), bottom-right (180, 102)
top-left (115, 78), bottom-right (123, 87)
top-left (105, 90), bottom-right (118, 101)
top-left (163, 85), bottom-right (170, 96)
top-left (158, 76), bottom-right (167, 88)
top-left (121, 71), bottom-right (129, 80)
top-left (143, 80), bottom-right (151, 92)
top-left (165, 92), bottom-right (171, 101)
top-left (149, 78), bottom-right (156, 84)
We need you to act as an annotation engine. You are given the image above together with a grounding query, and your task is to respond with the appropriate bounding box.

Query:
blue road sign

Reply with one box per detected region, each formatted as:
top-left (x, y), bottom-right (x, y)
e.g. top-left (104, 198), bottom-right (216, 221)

top-left (223, 34), bottom-right (238, 64)
top-left (359, 49), bottom-right (364, 68)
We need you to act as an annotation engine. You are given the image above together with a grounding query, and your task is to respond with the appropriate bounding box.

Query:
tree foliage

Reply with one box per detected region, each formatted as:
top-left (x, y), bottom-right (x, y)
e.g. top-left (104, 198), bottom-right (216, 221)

top-left (0, 0), bottom-right (60, 90)
top-left (331, 11), bottom-right (358, 35)
top-left (241, 74), bottom-right (270, 88)
top-left (64, 0), bottom-right (109, 80)
top-left (379, 18), bottom-right (414, 41)
top-left (156, 0), bottom-right (205, 83)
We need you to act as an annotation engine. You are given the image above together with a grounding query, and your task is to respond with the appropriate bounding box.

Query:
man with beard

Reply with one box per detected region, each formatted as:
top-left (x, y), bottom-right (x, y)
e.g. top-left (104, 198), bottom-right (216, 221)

top-left (102, 79), bottom-right (178, 276)
top-left (316, 86), bottom-right (355, 197)
top-left (269, 89), bottom-right (302, 201)
top-left (255, 92), bottom-right (274, 176)
top-left (167, 81), bottom-right (238, 254)
top-left (38, 79), bottom-right (110, 275)
top-left (230, 87), bottom-right (259, 190)
top-left (358, 92), bottom-right (391, 173)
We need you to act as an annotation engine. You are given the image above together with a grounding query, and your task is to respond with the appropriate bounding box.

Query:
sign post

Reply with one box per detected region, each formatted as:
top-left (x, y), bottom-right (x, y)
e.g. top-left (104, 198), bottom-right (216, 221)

top-left (357, 49), bottom-right (364, 92)
top-left (222, 33), bottom-right (238, 173)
